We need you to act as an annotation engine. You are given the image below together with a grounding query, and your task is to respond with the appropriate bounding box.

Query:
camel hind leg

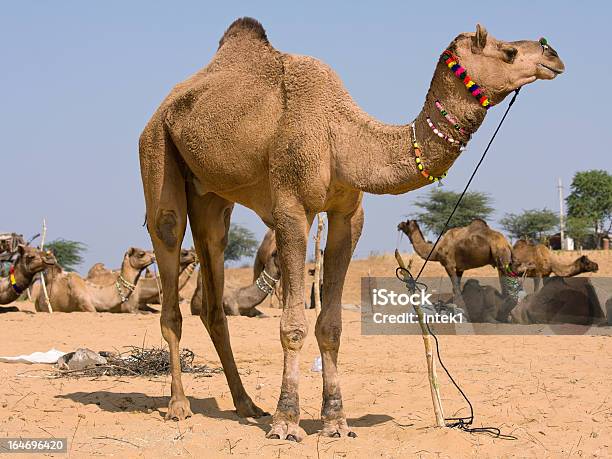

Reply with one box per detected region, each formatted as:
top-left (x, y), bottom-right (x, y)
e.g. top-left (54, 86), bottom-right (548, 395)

top-left (186, 188), bottom-right (268, 418)
top-left (140, 121), bottom-right (190, 420)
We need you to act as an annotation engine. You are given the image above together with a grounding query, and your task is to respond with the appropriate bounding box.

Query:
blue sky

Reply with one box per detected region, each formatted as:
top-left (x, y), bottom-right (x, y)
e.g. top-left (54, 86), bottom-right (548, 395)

top-left (2, 1), bottom-right (610, 271)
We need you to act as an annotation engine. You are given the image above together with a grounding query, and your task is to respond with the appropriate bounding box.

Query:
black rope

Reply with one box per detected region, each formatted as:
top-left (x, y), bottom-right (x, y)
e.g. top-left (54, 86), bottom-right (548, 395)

top-left (398, 88), bottom-right (522, 440)
top-left (414, 88), bottom-right (521, 283)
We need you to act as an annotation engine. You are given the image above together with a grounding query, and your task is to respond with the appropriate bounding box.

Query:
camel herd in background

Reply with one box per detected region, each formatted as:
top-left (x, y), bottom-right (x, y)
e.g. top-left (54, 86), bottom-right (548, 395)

top-left (0, 218), bottom-right (604, 326)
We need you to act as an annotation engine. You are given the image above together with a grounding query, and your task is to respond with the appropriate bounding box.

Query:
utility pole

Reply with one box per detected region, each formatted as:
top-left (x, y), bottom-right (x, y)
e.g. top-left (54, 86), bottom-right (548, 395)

top-left (558, 178), bottom-right (565, 250)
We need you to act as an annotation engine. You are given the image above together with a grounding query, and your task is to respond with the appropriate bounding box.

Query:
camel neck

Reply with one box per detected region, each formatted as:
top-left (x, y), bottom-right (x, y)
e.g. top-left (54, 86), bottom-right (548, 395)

top-left (404, 224), bottom-right (436, 260)
top-left (333, 58), bottom-right (487, 195)
top-left (0, 261), bottom-right (34, 303)
top-left (178, 263), bottom-right (197, 289)
top-left (119, 257), bottom-right (143, 286)
top-left (12, 260), bottom-right (34, 291)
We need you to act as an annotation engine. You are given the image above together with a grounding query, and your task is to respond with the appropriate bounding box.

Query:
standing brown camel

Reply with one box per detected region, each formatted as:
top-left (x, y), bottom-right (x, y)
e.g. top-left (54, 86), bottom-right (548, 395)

top-left (191, 248), bottom-right (280, 317)
top-left (398, 219), bottom-right (514, 304)
top-left (0, 245), bottom-right (56, 305)
top-left (139, 17), bottom-right (563, 439)
top-left (36, 248), bottom-right (155, 313)
top-left (512, 240), bottom-right (599, 290)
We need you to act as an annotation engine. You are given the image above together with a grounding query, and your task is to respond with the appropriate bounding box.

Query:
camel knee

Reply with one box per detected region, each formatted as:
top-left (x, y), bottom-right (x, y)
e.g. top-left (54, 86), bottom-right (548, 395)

top-left (154, 209), bottom-right (180, 248)
top-left (280, 321), bottom-right (307, 351)
top-left (315, 321), bottom-right (342, 351)
top-left (161, 308), bottom-right (183, 340)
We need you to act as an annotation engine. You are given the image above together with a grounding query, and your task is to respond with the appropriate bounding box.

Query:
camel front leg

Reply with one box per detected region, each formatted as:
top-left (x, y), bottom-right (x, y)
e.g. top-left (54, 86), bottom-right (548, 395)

top-left (267, 201), bottom-right (312, 442)
top-left (445, 265), bottom-right (465, 307)
top-left (316, 204), bottom-right (363, 438)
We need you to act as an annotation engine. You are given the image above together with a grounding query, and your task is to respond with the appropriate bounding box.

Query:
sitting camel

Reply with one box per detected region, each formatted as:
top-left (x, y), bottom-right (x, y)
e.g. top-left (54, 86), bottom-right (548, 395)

top-left (191, 249), bottom-right (280, 317)
top-left (461, 279), bottom-right (517, 323)
top-left (398, 219), bottom-right (514, 305)
top-left (512, 240), bottom-right (598, 291)
top-left (36, 247), bottom-right (155, 313)
top-left (0, 245), bottom-right (56, 308)
top-left (124, 248), bottom-right (197, 313)
top-left (510, 277), bottom-right (606, 325)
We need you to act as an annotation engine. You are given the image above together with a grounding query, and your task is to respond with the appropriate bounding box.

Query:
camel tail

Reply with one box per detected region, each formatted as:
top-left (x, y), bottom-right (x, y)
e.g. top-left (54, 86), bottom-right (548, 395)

top-left (218, 17), bottom-right (268, 49)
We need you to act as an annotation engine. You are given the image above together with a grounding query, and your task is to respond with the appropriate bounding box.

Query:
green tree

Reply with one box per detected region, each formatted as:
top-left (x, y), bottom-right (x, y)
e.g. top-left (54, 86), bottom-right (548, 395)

top-left (499, 209), bottom-right (558, 242)
top-left (566, 170), bottom-right (612, 248)
top-left (565, 216), bottom-right (592, 249)
top-left (224, 224), bottom-right (258, 262)
top-left (413, 189), bottom-right (494, 236)
top-left (46, 238), bottom-right (86, 271)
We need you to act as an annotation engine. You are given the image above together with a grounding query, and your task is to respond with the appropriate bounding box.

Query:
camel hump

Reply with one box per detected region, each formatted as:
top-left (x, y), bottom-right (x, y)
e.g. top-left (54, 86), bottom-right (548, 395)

top-left (469, 218), bottom-right (489, 228)
top-left (513, 239), bottom-right (530, 249)
top-left (219, 17), bottom-right (269, 49)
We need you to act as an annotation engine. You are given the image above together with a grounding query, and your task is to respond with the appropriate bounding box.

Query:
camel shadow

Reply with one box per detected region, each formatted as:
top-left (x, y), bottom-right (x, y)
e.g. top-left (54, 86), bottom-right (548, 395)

top-left (57, 391), bottom-right (392, 434)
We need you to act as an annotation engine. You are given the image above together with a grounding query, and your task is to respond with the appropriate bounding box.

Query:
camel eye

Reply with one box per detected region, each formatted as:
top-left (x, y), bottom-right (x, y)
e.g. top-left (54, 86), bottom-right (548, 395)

top-left (502, 47), bottom-right (518, 63)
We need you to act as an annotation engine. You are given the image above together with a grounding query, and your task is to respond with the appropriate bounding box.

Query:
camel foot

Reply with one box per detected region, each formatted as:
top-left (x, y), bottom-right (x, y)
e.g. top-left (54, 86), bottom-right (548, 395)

top-left (235, 397), bottom-right (270, 418)
top-left (321, 418), bottom-right (357, 438)
top-left (266, 419), bottom-right (306, 442)
top-left (165, 397), bottom-right (193, 421)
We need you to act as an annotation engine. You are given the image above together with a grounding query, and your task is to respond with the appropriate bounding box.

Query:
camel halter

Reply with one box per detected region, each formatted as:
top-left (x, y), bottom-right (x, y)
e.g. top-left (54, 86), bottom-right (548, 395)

top-left (255, 269), bottom-right (279, 295)
top-left (115, 275), bottom-right (136, 303)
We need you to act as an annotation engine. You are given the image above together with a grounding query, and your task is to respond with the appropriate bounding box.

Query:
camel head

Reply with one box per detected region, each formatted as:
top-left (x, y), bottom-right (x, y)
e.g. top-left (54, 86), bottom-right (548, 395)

top-left (397, 220), bottom-right (421, 237)
top-left (179, 248), bottom-right (197, 268)
top-left (14, 244), bottom-right (56, 275)
top-left (126, 247), bottom-right (155, 271)
top-left (448, 25), bottom-right (565, 103)
top-left (576, 255), bottom-right (599, 273)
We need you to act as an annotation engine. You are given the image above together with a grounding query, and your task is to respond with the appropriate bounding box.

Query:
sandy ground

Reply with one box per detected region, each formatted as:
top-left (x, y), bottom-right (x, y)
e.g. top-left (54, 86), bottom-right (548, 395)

top-left (1, 252), bottom-right (611, 458)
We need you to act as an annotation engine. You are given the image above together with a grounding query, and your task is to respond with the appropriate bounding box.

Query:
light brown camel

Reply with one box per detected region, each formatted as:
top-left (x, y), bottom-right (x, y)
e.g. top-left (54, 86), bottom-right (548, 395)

top-left (253, 229), bottom-right (276, 282)
top-left (512, 240), bottom-right (599, 291)
top-left (139, 17), bottom-right (563, 439)
top-left (398, 219), bottom-right (515, 305)
top-left (191, 248), bottom-right (280, 317)
top-left (0, 245), bottom-right (56, 306)
top-left (510, 277), bottom-right (606, 325)
top-left (36, 248), bottom-right (155, 313)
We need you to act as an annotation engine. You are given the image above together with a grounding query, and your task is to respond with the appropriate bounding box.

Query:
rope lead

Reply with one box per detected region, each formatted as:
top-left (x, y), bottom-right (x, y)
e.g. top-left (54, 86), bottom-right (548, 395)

top-left (398, 88), bottom-right (522, 440)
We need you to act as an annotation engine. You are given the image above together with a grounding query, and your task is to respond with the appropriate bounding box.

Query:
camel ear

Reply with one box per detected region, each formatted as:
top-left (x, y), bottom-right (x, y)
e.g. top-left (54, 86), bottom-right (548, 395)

top-left (17, 244), bottom-right (26, 255)
top-left (127, 247), bottom-right (136, 256)
top-left (472, 24), bottom-right (488, 52)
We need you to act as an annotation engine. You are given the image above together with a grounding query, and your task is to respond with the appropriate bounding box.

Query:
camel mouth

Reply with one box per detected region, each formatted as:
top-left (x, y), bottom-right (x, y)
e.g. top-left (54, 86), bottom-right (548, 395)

top-left (538, 63), bottom-right (564, 77)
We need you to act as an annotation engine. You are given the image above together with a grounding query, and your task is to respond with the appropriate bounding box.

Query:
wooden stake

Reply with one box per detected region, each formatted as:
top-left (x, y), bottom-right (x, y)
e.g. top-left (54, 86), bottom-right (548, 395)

top-left (395, 249), bottom-right (445, 427)
top-left (39, 218), bottom-right (53, 313)
top-left (313, 214), bottom-right (324, 316)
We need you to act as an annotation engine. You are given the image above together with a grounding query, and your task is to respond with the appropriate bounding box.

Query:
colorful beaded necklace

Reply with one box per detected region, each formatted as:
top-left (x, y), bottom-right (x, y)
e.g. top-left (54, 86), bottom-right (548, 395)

top-left (426, 117), bottom-right (466, 149)
top-left (434, 100), bottom-right (467, 135)
top-left (9, 265), bottom-right (24, 294)
top-left (442, 50), bottom-right (492, 109)
top-left (410, 123), bottom-right (447, 183)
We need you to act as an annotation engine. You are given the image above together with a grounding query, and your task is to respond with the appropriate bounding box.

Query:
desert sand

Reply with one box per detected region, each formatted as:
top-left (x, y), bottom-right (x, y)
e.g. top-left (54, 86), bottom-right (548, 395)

top-left (1, 251), bottom-right (611, 458)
